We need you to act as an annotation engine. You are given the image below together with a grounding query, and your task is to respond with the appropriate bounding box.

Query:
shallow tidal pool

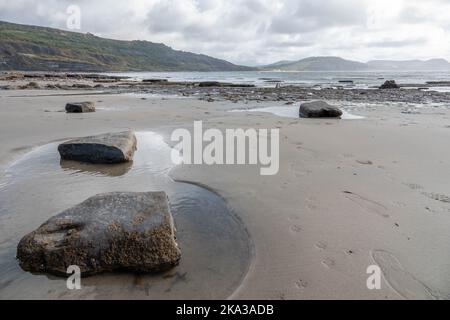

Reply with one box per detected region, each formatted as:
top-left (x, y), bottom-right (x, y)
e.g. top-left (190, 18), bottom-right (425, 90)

top-left (0, 132), bottom-right (251, 299)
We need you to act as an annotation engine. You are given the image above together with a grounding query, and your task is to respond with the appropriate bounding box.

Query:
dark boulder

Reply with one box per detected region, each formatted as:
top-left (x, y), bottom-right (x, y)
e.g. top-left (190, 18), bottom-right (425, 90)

top-left (65, 101), bottom-right (96, 113)
top-left (17, 192), bottom-right (181, 276)
top-left (380, 80), bottom-right (400, 89)
top-left (58, 131), bottom-right (137, 164)
top-left (299, 101), bottom-right (343, 118)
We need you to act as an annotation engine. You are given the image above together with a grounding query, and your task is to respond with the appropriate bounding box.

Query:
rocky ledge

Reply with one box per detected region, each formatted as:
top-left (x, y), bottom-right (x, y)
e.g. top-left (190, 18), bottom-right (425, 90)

top-left (17, 192), bottom-right (181, 276)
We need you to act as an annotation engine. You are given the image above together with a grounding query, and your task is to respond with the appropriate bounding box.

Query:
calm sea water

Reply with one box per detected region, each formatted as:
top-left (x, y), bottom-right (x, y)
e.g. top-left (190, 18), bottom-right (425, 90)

top-left (105, 71), bottom-right (450, 89)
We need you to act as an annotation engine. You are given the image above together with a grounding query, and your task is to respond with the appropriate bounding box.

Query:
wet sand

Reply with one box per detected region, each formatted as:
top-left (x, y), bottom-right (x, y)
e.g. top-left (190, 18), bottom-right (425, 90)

top-left (1, 89), bottom-right (450, 300)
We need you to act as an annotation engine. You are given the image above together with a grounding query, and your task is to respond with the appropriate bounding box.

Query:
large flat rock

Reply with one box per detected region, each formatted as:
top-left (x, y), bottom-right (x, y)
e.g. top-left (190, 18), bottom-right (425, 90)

top-left (299, 101), bottom-right (343, 118)
top-left (65, 102), bottom-right (96, 113)
top-left (58, 131), bottom-right (137, 164)
top-left (17, 192), bottom-right (181, 276)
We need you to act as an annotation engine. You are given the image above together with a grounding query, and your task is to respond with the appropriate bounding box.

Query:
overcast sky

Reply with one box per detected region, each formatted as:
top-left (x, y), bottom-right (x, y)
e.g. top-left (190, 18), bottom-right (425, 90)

top-left (1, 0), bottom-right (450, 66)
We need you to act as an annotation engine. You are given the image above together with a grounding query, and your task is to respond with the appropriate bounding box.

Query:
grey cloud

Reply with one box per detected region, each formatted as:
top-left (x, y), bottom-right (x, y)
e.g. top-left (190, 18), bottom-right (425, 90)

top-left (0, 0), bottom-right (449, 65)
top-left (367, 38), bottom-right (428, 48)
top-left (270, 0), bottom-right (367, 34)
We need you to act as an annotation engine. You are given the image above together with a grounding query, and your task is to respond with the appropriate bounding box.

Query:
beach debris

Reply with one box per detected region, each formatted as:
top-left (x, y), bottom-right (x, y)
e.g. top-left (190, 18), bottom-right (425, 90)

top-left (356, 160), bottom-right (374, 165)
top-left (380, 80), bottom-right (400, 89)
top-left (299, 101), bottom-right (343, 118)
top-left (58, 131), bottom-right (137, 164)
top-left (65, 101), bottom-right (96, 113)
top-left (17, 192), bottom-right (181, 276)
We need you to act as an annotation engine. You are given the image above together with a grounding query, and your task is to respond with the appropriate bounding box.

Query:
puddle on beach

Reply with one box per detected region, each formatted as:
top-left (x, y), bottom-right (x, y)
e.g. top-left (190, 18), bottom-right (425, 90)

top-left (231, 106), bottom-right (365, 120)
top-left (0, 132), bottom-right (251, 299)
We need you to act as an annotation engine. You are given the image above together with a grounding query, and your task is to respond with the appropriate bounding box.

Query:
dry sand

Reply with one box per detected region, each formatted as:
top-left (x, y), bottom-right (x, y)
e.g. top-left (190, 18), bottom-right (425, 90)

top-left (0, 89), bottom-right (449, 300)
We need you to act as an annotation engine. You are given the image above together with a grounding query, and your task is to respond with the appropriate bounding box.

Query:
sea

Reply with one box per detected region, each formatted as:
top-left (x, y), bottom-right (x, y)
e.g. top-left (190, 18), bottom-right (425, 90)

top-left (105, 70), bottom-right (450, 91)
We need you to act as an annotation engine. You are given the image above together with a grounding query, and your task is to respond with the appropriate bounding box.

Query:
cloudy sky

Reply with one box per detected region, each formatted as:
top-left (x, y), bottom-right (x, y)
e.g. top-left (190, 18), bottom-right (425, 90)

top-left (1, 0), bottom-right (450, 66)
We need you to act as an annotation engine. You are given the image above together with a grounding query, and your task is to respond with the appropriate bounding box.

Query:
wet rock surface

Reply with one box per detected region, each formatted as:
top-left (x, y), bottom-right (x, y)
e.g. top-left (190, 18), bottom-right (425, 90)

top-left (17, 191), bottom-right (181, 276)
top-left (65, 101), bottom-right (96, 113)
top-left (300, 101), bottom-right (343, 118)
top-left (58, 131), bottom-right (137, 164)
top-left (3, 72), bottom-right (450, 105)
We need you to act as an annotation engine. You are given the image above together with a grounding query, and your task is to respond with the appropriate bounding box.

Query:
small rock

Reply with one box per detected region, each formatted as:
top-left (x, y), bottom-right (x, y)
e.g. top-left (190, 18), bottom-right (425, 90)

top-left (142, 79), bottom-right (168, 84)
top-left (17, 192), bottom-right (181, 276)
top-left (299, 101), bottom-right (343, 118)
top-left (71, 83), bottom-right (92, 89)
top-left (20, 81), bottom-right (40, 90)
top-left (65, 101), bottom-right (96, 113)
top-left (356, 160), bottom-right (373, 165)
top-left (199, 81), bottom-right (221, 87)
top-left (58, 131), bottom-right (137, 164)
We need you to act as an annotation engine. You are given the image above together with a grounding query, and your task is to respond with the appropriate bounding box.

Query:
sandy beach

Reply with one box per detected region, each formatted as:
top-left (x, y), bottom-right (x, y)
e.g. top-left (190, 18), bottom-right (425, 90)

top-left (1, 85), bottom-right (450, 300)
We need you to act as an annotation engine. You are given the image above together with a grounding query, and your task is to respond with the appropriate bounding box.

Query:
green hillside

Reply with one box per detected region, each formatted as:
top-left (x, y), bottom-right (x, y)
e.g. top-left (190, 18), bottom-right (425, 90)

top-left (0, 20), bottom-right (252, 72)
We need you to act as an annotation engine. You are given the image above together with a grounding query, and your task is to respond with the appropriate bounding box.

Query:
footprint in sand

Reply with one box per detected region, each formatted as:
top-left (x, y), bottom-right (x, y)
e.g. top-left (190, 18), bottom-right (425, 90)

top-left (342, 153), bottom-right (354, 159)
top-left (305, 203), bottom-right (318, 211)
top-left (371, 250), bottom-right (441, 300)
top-left (393, 201), bottom-right (407, 207)
top-left (280, 182), bottom-right (290, 190)
top-left (295, 279), bottom-right (308, 290)
top-left (322, 258), bottom-right (336, 269)
top-left (422, 192), bottom-right (450, 204)
top-left (404, 183), bottom-right (424, 190)
top-left (343, 191), bottom-right (390, 218)
top-left (315, 242), bottom-right (327, 251)
top-left (290, 225), bottom-right (302, 233)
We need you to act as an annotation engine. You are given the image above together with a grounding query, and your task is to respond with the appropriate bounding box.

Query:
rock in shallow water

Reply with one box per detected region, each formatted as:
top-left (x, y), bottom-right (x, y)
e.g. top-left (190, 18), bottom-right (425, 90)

top-left (58, 131), bottom-right (137, 164)
top-left (65, 102), bottom-right (96, 113)
top-left (379, 80), bottom-right (400, 90)
top-left (17, 192), bottom-right (181, 276)
top-left (299, 101), bottom-right (343, 118)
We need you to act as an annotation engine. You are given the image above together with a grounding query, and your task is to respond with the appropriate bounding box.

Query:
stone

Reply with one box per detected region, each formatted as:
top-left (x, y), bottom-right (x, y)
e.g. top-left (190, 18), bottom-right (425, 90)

top-left (142, 79), bottom-right (168, 83)
top-left (71, 84), bottom-right (92, 89)
top-left (299, 101), bottom-right (343, 118)
top-left (339, 80), bottom-right (354, 84)
top-left (17, 192), bottom-right (181, 276)
top-left (380, 80), bottom-right (400, 89)
top-left (58, 131), bottom-right (137, 164)
top-left (20, 82), bottom-right (40, 90)
top-left (65, 101), bottom-right (96, 113)
top-left (199, 81), bottom-right (222, 87)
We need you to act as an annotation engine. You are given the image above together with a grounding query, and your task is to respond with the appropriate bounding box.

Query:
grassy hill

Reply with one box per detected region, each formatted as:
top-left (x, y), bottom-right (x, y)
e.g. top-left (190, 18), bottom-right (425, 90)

top-left (261, 56), bottom-right (450, 71)
top-left (0, 21), bottom-right (253, 72)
